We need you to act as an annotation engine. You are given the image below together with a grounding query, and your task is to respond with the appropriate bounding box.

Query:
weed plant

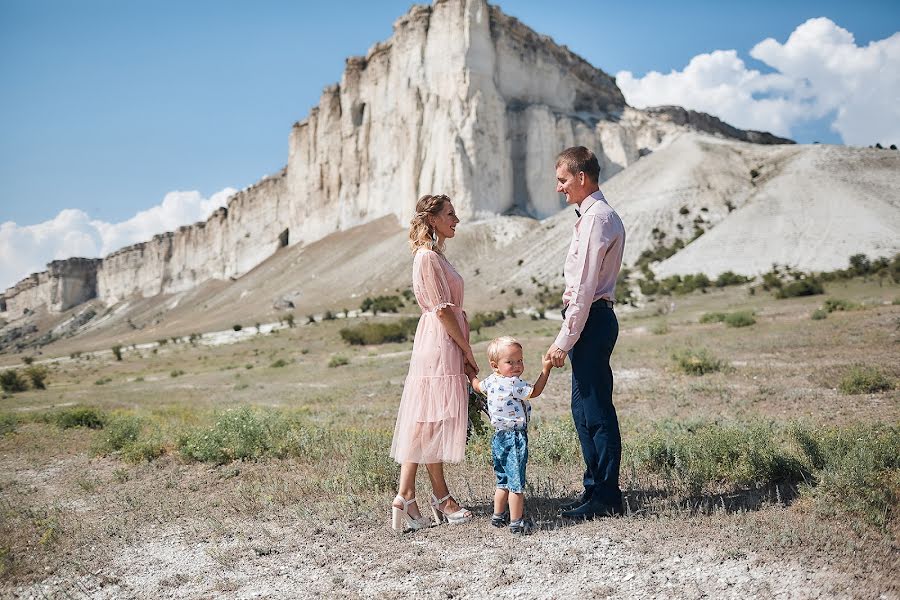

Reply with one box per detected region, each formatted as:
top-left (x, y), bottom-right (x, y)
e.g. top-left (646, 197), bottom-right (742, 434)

top-left (50, 407), bottom-right (105, 430)
top-left (823, 298), bottom-right (857, 312)
top-left (672, 348), bottom-right (727, 375)
top-left (328, 356), bottom-right (349, 368)
top-left (724, 311), bottom-right (756, 328)
top-left (0, 370), bottom-right (28, 393)
top-left (839, 367), bottom-right (894, 394)
top-left (0, 413), bottom-right (17, 435)
top-left (24, 365), bottom-right (49, 389)
top-left (339, 319), bottom-right (418, 345)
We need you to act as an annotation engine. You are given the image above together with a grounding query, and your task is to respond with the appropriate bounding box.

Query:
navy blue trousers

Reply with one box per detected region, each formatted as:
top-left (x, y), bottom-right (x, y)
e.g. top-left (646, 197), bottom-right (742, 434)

top-left (567, 303), bottom-right (621, 506)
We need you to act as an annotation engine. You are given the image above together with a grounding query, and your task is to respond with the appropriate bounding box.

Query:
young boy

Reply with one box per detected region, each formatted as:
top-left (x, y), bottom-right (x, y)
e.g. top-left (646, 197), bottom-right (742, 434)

top-left (469, 336), bottom-right (552, 534)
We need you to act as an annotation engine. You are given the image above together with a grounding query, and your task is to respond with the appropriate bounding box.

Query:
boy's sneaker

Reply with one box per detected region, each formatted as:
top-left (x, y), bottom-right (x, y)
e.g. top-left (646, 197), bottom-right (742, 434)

top-left (509, 518), bottom-right (534, 535)
top-left (491, 512), bottom-right (509, 528)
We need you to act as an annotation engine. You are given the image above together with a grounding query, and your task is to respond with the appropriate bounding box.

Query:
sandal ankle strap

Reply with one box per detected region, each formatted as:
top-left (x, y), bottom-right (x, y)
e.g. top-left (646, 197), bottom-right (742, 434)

top-left (395, 495), bottom-right (417, 509)
top-left (431, 493), bottom-right (452, 506)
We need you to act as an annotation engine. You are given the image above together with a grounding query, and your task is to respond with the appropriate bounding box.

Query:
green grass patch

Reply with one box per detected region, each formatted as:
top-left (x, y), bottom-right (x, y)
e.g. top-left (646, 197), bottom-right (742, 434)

top-left (0, 370), bottom-right (28, 393)
top-left (724, 311), bottom-right (756, 328)
top-left (50, 407), bottom-right (106, 430)
top-left (839, 366), bottom-right (894, 395)
top-left (811, 309), bottom-right (828, 320)
top-left (339, 318), bottom-right (418, 345)
top-left (672, 348), bottom-right (727, 375)
top-left (651, 321), bottom-right (670, 335)
top-left (0, 413), bottom-right (18, 436)
top-left (328, 356), bottom-right (350, 368)
top-left (775, 278), bottom-right (824, 298)
top-left (699, 312), bottom-right (727, 324)
top-left (823, 298), bottom-right (857, 313)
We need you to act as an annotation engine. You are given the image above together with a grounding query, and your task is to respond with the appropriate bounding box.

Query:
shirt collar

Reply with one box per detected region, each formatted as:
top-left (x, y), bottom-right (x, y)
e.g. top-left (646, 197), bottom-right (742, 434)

top-left (577, 190), bottom-right (606, 217)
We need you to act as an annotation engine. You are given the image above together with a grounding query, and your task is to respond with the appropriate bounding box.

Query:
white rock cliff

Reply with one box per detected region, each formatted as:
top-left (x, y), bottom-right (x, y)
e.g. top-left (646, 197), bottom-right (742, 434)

top-left (1, 0), bottom-right (791, 321)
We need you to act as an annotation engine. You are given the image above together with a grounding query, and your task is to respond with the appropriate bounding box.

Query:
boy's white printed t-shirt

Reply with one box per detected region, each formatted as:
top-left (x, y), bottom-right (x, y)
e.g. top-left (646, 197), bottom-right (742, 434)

top-left (482, 374), bottom-right (533, 431)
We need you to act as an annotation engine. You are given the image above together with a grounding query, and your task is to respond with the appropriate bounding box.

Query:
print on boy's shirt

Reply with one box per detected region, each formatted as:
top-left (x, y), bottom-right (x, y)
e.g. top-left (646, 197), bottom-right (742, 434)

top-left (482, 373), bottom-right (534, 430)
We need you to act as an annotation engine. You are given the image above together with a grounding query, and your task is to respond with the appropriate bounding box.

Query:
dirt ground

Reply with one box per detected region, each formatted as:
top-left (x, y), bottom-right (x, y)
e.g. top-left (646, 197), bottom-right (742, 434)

top-left (1, 280), bottom-right (898, 599)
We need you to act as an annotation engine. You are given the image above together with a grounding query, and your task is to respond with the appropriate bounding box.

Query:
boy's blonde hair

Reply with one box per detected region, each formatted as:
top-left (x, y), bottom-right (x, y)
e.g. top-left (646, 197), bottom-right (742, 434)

top-left (487, 336), bottom-right (522, 364)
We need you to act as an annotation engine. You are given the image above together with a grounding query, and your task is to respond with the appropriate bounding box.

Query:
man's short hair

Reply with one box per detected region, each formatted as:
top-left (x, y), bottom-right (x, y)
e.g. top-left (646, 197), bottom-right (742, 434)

top-left (556, 146), bottom-right (601, 183)
top-left (487, 336), bottom-right (522, 364)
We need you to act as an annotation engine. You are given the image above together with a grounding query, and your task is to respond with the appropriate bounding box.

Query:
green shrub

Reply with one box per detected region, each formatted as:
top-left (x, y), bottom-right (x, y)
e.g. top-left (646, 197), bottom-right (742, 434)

top-left (699, 312), bottom-right (727, 324)
top-left (628, 422), bottom-right (804, 496)
top-left (232, 324), bottom-right (242, 332)
top-left (22, 356), bottom-right (34, 365)
top-left (177, 407), bottom-right (289, 464)
top-left (0, 370), bottom-right (28, 393)
top-left (776, 278), bottom-right (824, 298)
top-left (823, 298), bottom-right (856, 313)
top-left (811, 309), bottom-right (828, 320)
top-left (270, 359), bottom-right (288, 368)
top-left (339, 318), bottom-right (418, 345)
top-left (672, 348), bottom-right (727, 375)
top-left (530, 419), bottom-right (581, 465)
top-left (839, 366), bottom-right (894, 395)
top-left (24, 365), bottom-right (49, 389)
top-left (283, 314), bottom-right (295, 328)
top-left (360, 295), bottom-right (403, 315)
top-left (53, 407), bottom-right (105, 429)
top-left (170, 370), bottom-right (184, 378)
top-left (651, 321), bottom-right (670, 335)
top-left (0, 413), bottom-right (18, 436)
top-left (112, 344), bottom-right (123, 361)
top-left (789, 423), bottom-right (900, 529)
top-left (724, 311), bottom-right (756, 328)
top-left (94, 415), bottom-right (143, 454)
top-left (715, 271), bottom-right (752, 287)
top-left (94, 377), bottom-right (112, 385)
top-left (469, 310), bottom-right (506, 334)
top-left (328, 356), bottom-right (349, 368)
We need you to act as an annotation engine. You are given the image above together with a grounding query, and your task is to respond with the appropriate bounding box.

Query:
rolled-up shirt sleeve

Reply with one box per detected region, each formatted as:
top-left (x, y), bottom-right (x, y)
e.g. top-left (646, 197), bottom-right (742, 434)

top-left (554, 215), bottom-right (611, 351)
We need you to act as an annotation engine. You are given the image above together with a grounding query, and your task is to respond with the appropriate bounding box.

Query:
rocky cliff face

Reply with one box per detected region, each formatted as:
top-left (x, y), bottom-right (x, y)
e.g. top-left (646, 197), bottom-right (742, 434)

top-left (2, 0), bottom-right (792, 322)
top-left (3, 258), bottom-right (101, 320)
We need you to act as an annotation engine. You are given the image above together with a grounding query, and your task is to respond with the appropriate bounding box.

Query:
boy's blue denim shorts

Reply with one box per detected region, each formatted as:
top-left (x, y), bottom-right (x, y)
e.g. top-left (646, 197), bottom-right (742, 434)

top-left (492, 429), bottom-right (528, 493)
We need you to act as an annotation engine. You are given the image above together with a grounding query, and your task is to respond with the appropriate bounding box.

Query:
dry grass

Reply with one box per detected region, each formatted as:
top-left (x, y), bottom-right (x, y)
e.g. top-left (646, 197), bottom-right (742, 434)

top-left (0, 278), bottom-right (898, 596)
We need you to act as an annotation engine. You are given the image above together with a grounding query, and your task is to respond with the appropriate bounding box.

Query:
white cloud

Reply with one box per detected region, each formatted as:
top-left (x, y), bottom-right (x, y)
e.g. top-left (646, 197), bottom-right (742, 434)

top-left (616, 18), bottom-right (900, 145)
top-left (1, 188), bottom-right (235, 291)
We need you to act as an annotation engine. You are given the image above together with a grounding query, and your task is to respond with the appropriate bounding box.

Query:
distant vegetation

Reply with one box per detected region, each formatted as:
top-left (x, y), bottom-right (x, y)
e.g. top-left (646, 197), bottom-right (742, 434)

top-left (359, 295), bottom-right (403, 315)
top-left (672, 348), bottom-right (727, 375)
top-left (623, 252), bottom-right (900, 303)
top-left (839, 367), bottom-right (895, 395)
top-left (340, 318), bottom-right (418, 345)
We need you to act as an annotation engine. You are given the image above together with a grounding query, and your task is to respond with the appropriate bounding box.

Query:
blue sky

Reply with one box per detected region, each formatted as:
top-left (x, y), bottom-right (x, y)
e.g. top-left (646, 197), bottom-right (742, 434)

top-left (1, 0), bottom-right (899, 289)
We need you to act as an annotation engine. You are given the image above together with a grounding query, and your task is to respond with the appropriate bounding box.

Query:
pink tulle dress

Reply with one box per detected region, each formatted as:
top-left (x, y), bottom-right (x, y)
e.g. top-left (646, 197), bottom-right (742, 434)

top-left (390, 248), bottom-right (470, 464)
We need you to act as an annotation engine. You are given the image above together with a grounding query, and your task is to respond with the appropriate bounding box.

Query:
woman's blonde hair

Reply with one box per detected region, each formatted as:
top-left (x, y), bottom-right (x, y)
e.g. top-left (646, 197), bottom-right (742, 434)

top-left (408, 194), bottom-right (451, 253)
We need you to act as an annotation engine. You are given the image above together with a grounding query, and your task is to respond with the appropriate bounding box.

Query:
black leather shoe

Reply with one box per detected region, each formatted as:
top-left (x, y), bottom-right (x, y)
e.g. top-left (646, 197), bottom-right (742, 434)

top-left (561, 499), bottom-right (624, 520)
top-left (559, 491), bottom-right (593, 512)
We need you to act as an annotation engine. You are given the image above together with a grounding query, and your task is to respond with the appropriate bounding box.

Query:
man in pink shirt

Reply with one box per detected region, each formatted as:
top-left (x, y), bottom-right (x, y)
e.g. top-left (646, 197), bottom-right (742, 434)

top-left (545, 146), bottom-right (626, 519)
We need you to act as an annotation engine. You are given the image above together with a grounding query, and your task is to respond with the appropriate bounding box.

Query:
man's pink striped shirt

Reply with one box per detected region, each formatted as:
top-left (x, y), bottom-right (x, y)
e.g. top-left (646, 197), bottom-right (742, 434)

top-left (554, 190), bottom-right (626, 352)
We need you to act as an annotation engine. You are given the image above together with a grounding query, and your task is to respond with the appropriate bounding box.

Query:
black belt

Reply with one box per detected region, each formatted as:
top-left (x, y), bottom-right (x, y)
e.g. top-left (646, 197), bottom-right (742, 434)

top-left (561, 298), bottom-right (614, 318)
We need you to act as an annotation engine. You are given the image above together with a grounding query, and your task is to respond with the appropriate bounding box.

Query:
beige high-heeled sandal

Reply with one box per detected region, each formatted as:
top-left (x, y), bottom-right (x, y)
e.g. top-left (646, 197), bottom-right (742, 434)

top-left (430, 493), bottom-right (473, 525)
top-left (392, 495), bottom-right (430, 532)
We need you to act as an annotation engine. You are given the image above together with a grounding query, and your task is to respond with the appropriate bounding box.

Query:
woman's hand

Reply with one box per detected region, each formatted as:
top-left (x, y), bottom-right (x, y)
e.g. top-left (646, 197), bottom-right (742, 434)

top-left (464, 347), bottom-right (479, 375)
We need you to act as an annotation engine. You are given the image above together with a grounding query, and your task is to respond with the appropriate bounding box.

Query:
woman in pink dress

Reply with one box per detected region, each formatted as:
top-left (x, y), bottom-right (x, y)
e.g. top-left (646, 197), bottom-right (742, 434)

top-left (390, 194), bottom-right (479, 531)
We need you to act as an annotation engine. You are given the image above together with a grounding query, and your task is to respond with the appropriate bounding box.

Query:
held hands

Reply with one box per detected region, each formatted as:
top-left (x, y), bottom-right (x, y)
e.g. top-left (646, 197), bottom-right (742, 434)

top-left (541, 352), bottom-right (553, 373)
top-left (545, 344), bottom-right (567, 368)
top-left (463, 347), bottom-right (480, 376)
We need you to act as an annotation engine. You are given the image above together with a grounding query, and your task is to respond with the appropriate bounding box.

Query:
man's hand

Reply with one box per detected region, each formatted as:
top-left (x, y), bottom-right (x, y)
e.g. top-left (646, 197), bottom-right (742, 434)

top-left (546, 344), bottom-right (567, 368)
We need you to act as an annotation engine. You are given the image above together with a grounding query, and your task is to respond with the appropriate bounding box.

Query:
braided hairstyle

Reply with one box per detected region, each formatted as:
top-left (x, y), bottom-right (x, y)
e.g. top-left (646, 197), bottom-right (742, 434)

top-left (408, 194), bottom-right (451, 253)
